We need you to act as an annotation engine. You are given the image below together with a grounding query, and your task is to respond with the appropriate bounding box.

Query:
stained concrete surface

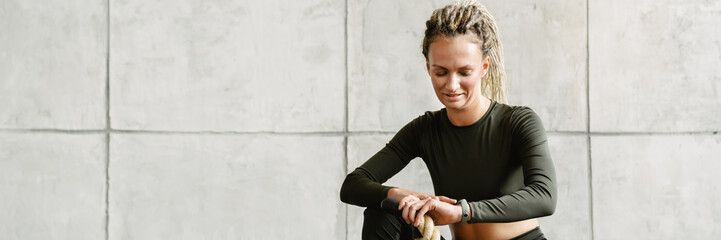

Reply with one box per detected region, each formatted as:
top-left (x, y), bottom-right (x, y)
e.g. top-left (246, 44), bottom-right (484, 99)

top-left (109, 134), bottom-right (345, 239)
top-left (0, 1), bottom-right (106, 129)
top-left (0, 133), bottom-right (106, 240)
top-left (589, 0), bottom-right (721, 132)
top-left (110, 0), bottom-right (346, 132)
top-left (592, 135), bottom-right (721, 239)
top-left (485, 0), bottom-right (588, 132)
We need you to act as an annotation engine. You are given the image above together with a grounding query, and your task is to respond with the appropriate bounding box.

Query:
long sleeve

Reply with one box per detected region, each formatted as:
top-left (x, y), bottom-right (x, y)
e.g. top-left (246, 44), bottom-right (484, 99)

top-left (339, 115), bottom-right (425, 209)
top-left (468, 107), bottom-right (557, 223)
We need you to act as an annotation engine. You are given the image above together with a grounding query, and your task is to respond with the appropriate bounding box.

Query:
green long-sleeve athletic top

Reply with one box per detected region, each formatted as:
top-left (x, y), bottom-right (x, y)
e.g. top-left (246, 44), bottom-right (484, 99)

top-left (340, 100), bottom-right (557, 223)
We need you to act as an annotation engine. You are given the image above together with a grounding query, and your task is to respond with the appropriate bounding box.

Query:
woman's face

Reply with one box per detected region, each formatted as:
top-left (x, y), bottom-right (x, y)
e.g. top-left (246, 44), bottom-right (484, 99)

top-left (426, 34), bottom-right (489, 111)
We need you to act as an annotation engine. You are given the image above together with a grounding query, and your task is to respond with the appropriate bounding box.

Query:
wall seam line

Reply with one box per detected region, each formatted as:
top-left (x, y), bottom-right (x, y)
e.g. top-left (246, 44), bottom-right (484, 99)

top-left (1, 128), bottom-right (719, 136)
top-left (586, 0), bottom-right (594, 239)
top-left (344, 0), bottom-right (350, 239)
top-left (104, 0), bottom-right (111, 239)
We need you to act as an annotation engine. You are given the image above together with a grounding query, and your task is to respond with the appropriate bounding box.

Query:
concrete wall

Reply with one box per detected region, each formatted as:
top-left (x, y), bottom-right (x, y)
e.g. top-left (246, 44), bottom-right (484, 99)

top-left (1, 0), bottom-right (719, 239)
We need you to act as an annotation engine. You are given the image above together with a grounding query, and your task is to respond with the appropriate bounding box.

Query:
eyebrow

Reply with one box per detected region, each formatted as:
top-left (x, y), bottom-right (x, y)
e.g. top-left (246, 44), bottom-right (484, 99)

top-left (431, 64), bottom-right (475, 69)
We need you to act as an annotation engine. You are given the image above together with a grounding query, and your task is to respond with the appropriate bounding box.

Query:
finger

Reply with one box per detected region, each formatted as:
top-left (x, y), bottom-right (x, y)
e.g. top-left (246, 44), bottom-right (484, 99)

top-left (416, 213), bottom-right (425, 229)
top-left (402, 200), bottom-right (414, 224)
top-left (414, 201), bottom-right (434, 227)
top-left (399, 195), bottom-right (418, 210)
top-left (438, 196), bottom-right (457, 204)
top-left (406, 201), bottom-right (416, 224)
top-left (406, 200), bottom-right (417, 224)
top-left (408, 199), bottom-right (427, 224)
top-left (398, 197), bottom-right (405, 210)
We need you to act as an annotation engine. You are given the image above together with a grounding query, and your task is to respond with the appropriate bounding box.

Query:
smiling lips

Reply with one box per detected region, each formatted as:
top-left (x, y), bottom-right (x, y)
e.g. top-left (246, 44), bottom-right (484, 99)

top-left (444, 92), bottom-right (464, 101)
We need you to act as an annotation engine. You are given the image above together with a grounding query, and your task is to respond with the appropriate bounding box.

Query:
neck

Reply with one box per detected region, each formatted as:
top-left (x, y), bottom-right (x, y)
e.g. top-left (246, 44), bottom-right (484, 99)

top-left (446, 96), bottom-right (492, 127)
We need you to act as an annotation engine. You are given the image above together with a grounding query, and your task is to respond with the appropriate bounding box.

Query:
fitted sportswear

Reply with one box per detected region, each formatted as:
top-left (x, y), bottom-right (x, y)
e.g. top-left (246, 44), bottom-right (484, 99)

top-left (340, 100), bottom-right (557, 223)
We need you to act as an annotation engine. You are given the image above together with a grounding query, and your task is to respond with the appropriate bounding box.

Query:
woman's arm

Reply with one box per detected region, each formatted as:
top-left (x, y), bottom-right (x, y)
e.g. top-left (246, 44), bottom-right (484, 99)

top-left (340, 145), bottom-right (409, 208)
top-left (467, 107), bottom-right (557, 223)
top-left (339, 114), bottom-right (427, 209)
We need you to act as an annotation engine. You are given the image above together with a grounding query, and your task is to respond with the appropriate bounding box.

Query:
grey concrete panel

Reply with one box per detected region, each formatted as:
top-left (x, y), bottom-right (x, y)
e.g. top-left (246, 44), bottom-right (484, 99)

top-left (110, 0), bottom-right (345, 132)
top-left (538, 134), bottom-right (591, 240)
top-left (346, 134), bottom-right (451, 239)
top-left (0, 1), bottom-right (107, 129)
top-left (348, 0), bottom-right (587, 132)
top-left (592, 135), bottom-right (721, 239)
top-left (347, 0), bottom-right (446, 132)
top-left (0, 133), bottom-right (106, 239)
top-left (485, 0), bottom-right (588, 132)
top-left (109, 134), bottom-right (345, 239)
top-left (589, 0), bottom-right (721, 132)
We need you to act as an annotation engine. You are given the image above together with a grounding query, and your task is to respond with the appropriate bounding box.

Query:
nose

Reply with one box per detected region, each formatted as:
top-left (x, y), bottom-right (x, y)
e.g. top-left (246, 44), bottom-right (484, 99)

top-left (445, 73), bottom-right (461, 92)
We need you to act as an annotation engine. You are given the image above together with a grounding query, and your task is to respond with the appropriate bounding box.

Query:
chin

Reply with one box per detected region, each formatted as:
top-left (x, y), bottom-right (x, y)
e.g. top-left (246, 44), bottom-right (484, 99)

top-left (442, 101), bottom-right (466, 110)
top-left (435, 93), bottom-right (467, 110)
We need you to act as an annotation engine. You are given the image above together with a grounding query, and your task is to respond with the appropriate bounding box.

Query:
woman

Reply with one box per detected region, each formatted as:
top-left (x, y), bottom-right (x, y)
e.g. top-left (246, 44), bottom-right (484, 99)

top-left (340, 1), bottom-right (556, 240)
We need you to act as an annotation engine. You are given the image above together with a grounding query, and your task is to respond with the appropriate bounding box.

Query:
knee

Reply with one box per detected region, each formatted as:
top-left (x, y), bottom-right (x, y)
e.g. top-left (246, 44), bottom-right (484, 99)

top-left (363, 207), bottom-right (406, 225)
top-left (362, 208), bottom-right (408, 240)
top-left (363, 207), bottom-right (389, 219)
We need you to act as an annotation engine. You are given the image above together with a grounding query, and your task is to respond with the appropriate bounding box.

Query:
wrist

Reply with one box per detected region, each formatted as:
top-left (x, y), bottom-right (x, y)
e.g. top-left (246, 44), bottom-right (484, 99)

top-left (386, 187), bottom-right (397, 198)
top-left (455, 205), bottom-right (463, 223)
top-left (455, 199), bottom-right (469, 223)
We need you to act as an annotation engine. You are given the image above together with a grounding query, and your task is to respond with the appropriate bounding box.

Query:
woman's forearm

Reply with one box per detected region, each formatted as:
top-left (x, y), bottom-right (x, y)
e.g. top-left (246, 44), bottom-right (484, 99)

top-left (340, 168), bottom-right (395, 208)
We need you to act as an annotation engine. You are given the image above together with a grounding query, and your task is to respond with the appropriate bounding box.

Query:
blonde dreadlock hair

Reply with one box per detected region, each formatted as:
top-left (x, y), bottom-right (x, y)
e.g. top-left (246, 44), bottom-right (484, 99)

top-left (422, 0), bottom-right (507, 103)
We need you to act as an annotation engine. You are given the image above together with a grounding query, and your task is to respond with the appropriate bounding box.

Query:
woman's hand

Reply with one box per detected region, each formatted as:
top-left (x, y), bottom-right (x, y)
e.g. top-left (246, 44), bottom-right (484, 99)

top-left (403, 196), bottom-right (462, 226)
top-left (387, 187), bottom-right (433, 210)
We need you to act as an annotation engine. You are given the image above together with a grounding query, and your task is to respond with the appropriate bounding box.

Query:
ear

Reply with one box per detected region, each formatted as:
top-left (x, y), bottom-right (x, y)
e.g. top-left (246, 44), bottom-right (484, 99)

top-left (425, 61), bottom-right (431, 76)
top-left (481, 56), bottom-right (490, 77)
